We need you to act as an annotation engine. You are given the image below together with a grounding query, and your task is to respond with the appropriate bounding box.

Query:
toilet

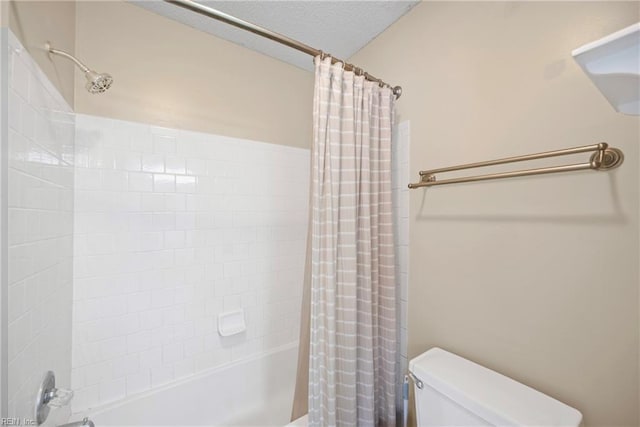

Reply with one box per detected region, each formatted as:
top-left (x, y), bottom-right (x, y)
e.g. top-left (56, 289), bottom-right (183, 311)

top-left (409, 348), bottom-right (583, 426)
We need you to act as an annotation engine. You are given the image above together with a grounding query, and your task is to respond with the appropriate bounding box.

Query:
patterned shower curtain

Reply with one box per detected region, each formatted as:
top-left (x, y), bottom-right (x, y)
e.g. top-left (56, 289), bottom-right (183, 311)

top-left (308, 56), bottom-right (397, 427)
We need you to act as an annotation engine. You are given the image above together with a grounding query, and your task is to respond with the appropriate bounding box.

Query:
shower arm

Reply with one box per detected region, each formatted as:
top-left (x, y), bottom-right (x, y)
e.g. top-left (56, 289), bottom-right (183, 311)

top-left (46, 42), bottom-right (113, 94)
top-left (46, 44), bottom-right (91, 74)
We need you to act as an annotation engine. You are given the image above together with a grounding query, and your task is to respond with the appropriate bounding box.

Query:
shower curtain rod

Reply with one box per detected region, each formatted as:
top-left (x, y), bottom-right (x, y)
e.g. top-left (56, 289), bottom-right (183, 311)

top-left (165, 0), bottom-right (403, 99)
top-left (408, 143), bottom-right (624, 188)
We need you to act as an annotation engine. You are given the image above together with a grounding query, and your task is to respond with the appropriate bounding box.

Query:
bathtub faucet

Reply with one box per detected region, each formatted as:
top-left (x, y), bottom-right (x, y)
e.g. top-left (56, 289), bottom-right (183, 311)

top-left (58, 417), bottom-right (95, 427)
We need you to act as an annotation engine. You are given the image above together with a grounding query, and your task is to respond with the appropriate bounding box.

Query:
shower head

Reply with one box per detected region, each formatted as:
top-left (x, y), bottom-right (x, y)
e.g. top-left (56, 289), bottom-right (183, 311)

top-left (47, 42), bottom-right (113, 94)
top-left (84, 70), bottom-right (113, 94)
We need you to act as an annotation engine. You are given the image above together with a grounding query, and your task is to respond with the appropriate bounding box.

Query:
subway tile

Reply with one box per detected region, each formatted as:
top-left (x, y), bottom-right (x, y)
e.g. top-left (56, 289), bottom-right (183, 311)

top-left (152, 212), bottom-right (175, 230)
top-left (176, 175), bottom-right (196, 193)
top-left (139, 347), bottom-right (163, 369)
top-left (183, 336), bottom-right (204, 358)
top-left (223, 295), bottom-right (242, 311)
top-left (8, 313), bottom-right (30, 361)
top-left (164, 230), bottom-right (186, 249)
top-left (86, 233), bottom-right (116, 255)
top-left (174, 248), bottom-right (196, 267)
top-left (130, 133), bottom-right (153, 153)
top-left (175, 212), bottom-right (196, 231)
top-left (141, 193), bottom-right (165, 212)
top-left (151, 289), bottom-right (175, 309)
top-left (165, 156), bottom-right (186, 175)
top-left (76, 168), bottom-right (102, 190)
top-left (127, 292), bottom-right (152, 313)
top-left (71, 367), bottom-right (86, 391)
top-left (174, 358), bottom-right (195, 379)
top-left (186, 158), bottom-right (207, 176)
top-left (128, 172), bottom-right (153, 192)
top-left (99, 377), bottom-right (126, 404)
top-left (72, 385), bottom-right (100, 413)
top-left (162, 342), bottom-right (184, 364)
top-left (116, 313), bottom-right (141, 336)
top-left (115, 151), bottom-right (142, 171)
top-left (126, 330), bottom-right (153, 355)
top-left (153, 135), bottom-right (177, 155)
top-left (164, 194), bottom-right (186, 212)
top-left (153, 174), bottom-right (175, 193)
top-left (142, 154), bottom-right (165, 173)
top-left (102, 170), bottom-right (128, 191)
top-left (11, 56), bottom-right (30, 99)
top-left (140, 232), bottom-right (164, 251)
top-left (7, 282), bottom-right (26, 322)
top-left (151, 365), bottom-right (174, 388)
top-left (20, 102), bottom-right (36, 141)
top-left (83, 318), bottom-right (119, 342)
top-left (150, 126), bottom-right (179, 138)
top-left (112, 353), bottom-right (140, 379)
top-left (162, 306), bottom-right (186, 327)
top-left (126, 370), bottom-right (151, 395)
top-left (8, 90), bottom-right (21, 132)
top-left (98, 336), bottom-right (127, 361)
top-left (88, 147), bottom-right (117, 170)
top-left (140, 310), bottom-right (163, 331)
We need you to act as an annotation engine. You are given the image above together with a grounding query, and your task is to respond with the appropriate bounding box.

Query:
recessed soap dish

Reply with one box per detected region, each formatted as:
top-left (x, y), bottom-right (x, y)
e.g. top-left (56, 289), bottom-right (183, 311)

top-left (218, 309), bottom-right (246, 337)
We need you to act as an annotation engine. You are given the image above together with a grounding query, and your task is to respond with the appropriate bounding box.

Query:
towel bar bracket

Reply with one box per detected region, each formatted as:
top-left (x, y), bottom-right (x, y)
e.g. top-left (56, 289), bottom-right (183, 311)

top-left (591, 147), bottom-right (624, 170)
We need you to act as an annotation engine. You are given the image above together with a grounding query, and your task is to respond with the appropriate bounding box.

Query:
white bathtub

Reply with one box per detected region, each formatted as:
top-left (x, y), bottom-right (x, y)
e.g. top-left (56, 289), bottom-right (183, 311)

top-left (81, 344), bottom-right (300, 427)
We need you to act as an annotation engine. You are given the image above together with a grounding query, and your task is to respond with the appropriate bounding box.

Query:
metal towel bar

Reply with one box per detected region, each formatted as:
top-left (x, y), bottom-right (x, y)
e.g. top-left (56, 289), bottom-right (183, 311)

top-left (408, 143), bottom-right (624, 188)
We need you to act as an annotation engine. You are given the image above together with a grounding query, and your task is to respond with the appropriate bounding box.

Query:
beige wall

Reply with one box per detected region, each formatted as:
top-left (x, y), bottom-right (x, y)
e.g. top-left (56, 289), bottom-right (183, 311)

top-left (74, 1), bottom-right (313, 149)
top-left (351, 2), bottom-right (639, 425)
top-left (1, 2), bottom-right (7, 27)
top-left (8, 1), bottom-right (75, 106)
top-left (5, 0), bottom-right (312, 148)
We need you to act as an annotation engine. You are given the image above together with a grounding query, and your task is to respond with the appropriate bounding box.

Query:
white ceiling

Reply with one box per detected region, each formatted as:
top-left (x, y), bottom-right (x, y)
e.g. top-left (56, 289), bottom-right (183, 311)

top-left (132, 1), bottom-right (418, 71)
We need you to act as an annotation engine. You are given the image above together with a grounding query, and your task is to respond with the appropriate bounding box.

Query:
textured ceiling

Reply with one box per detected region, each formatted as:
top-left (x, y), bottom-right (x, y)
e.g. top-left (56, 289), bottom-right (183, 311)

top-left (132, 1), bottom-right (418, 71)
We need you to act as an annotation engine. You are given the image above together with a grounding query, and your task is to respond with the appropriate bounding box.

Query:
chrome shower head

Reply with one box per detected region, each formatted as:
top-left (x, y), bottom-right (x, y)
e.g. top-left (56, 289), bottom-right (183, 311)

top-left (47, 42), bottom-right (113, 94)
top-left (85, 70), bottom-right (113, 94)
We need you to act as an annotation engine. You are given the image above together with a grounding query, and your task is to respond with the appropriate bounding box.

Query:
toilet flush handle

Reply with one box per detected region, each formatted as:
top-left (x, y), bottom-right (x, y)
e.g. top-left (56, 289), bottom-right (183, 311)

top-left (408, 371), bottom-right (423, 390)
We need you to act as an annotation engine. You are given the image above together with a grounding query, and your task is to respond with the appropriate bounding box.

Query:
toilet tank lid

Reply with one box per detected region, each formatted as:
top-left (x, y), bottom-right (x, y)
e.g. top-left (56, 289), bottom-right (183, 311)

top-left (409, 348), bottom-right (583, 427)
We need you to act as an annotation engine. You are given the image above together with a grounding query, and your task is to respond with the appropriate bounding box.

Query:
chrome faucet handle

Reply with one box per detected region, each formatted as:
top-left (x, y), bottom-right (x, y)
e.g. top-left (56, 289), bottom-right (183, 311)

top-left (35, 371), bottom-right (75, 425)
top-left (44, 386), bottom-right (74, 408)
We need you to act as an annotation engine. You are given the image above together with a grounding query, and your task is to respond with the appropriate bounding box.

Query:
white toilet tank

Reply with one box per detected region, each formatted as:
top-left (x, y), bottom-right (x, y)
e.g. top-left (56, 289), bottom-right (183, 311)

top-left (409, 348), bottom-right (583, 426)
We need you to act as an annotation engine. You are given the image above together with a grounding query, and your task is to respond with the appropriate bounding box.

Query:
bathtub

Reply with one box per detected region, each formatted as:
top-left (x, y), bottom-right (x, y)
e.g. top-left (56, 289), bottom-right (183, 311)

top-left (81, 343), bottom-right (301, 426)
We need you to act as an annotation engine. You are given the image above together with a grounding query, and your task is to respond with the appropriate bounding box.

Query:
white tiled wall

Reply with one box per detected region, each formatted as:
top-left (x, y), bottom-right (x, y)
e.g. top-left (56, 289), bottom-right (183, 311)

top-left (392, 120), bottom-right (410, 411)
top-left (6, 31), bottom-right (75, 425)
top-left (71, 114), bottom-right (309, 411)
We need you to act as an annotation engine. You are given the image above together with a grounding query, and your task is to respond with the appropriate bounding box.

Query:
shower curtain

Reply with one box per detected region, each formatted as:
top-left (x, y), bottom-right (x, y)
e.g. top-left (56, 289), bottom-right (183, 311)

top-left (293, 55), bottom-right (397, 427)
